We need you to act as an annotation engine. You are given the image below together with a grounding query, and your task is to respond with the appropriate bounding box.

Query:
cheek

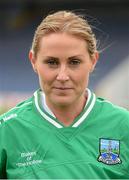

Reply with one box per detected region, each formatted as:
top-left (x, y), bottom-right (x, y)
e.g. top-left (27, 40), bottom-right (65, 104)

top-left (37, 68), bottom-right (55, 85)
top-left (74, 69), bottom-right (90, 82)
top-left (74, 70), bottom-right (90, 88)
top-left (38, 73), bottom-right (52, 93)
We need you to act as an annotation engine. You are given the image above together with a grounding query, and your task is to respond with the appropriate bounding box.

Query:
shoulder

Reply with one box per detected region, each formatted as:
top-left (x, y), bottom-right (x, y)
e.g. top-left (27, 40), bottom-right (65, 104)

top-left (95, 96), bottom-right (129, 134)
top-left (96, 96), bottom-right (129, 114)
top-left (0, 97), bottom-right (33, 126)
top-left (95, 96), bottom-right (129, 123)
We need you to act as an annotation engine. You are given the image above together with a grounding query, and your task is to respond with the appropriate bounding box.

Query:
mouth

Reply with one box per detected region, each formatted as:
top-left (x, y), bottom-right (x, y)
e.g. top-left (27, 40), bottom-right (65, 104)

top-left (53, 87), bottom-right (73, 90)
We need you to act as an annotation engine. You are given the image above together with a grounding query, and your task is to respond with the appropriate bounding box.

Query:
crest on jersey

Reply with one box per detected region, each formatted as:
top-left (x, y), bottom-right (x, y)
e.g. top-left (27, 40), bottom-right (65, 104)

top-left (98, 138), bottom-right (121, 165)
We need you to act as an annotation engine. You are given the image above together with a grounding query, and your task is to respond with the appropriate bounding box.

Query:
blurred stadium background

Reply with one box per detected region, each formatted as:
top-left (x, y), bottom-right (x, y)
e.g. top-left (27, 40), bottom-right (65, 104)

top-left (0, 0), bottom-right (129, 114)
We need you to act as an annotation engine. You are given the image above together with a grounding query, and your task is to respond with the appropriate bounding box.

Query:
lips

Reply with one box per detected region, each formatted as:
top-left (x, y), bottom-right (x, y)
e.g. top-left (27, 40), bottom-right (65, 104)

top-left (53, 86), bottom-right (73, 90)
top-left (54, 87), bottom-right (72, 90)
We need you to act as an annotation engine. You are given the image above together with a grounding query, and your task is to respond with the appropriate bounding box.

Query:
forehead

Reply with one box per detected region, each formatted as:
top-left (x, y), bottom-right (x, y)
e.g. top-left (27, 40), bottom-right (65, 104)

top-left (39, 32), bottom-right (88, 51)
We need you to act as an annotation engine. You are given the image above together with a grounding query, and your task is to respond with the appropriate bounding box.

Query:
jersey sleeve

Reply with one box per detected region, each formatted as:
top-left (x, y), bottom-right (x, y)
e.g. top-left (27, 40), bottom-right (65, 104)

top-left (121, 111), bottom-right (129, 177)
top-left (0, 118), bottom-right (7, 178)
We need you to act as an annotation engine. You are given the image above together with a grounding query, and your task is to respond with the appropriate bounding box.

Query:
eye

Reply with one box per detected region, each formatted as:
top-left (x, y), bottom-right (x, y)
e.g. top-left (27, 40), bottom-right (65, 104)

top-left (48, 59), bottom-right (58, 65)
top-left (69, 59), bottom-right (81, 66)
top-left (45, 58), bottom-right (59, 68)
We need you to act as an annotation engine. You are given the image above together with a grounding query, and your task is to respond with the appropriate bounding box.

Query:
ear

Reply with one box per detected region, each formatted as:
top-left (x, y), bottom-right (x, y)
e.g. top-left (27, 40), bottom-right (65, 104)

top-left (29, 50), bottom-right (37, 73)
top-left (90, 51), bottom-right (99, 72)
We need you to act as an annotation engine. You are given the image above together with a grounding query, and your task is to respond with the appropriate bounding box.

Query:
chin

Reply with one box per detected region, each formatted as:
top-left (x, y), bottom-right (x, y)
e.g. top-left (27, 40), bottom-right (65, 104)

top-left (52, 96), bottom-right (73, 107)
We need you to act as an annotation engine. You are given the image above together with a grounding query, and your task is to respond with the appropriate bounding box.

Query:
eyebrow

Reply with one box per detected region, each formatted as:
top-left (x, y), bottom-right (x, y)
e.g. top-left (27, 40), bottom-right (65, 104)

top-left (43, 55), bottom-right (84, 59)
top-left (68, 55), bottom-right (84, 59)
top-left (43, 56), bottom-right (58, 60)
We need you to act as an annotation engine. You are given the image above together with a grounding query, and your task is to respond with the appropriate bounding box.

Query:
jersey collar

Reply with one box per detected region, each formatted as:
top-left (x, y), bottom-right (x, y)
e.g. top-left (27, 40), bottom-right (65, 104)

top-left (33, 89), bottom-right (96, 128)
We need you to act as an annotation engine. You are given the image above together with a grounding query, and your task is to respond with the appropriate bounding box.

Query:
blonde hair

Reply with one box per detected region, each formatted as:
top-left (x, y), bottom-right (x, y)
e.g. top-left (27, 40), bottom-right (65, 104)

top-left (31, 10), bottom-right (97, 57)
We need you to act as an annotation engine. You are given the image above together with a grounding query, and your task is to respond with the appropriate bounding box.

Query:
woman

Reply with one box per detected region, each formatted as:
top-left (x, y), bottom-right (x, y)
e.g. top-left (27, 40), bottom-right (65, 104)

top-left (0, 10), bottom-right (129, 179)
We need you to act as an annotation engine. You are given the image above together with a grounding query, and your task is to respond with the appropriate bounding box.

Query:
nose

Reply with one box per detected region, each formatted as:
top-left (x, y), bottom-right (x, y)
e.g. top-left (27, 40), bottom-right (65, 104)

top-left (56, 65), bottom-right (69, 81)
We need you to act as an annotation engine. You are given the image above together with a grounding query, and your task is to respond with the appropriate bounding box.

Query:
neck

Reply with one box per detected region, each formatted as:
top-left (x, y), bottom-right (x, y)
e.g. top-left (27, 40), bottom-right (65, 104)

top-left (45, 94), bottom-right (87, 126)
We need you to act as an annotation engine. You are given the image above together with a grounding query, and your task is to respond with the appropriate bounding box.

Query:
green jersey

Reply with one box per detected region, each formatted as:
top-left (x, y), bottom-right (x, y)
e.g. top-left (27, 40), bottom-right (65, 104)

top-left (0, 89), bottom-right (129, 179)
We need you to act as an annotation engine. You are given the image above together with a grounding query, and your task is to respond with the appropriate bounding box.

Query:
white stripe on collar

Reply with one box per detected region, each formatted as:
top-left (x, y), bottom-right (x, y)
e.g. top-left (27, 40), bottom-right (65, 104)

top-left (72, 92), bottom-right (96, 127)
top-left (34, 91), bottom-right (63, 128)
top-left (41, 92), bottom-right (56, 117)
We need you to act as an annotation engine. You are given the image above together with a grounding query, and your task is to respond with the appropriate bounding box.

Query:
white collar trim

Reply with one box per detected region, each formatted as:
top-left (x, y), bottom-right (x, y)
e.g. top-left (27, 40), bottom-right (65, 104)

top-left (34, 89), bottom-right (96, 128)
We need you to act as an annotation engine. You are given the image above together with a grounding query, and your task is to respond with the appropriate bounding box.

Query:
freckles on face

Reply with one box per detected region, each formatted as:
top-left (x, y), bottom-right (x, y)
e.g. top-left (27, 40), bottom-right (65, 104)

top-left (34, 33), bottom-right (97, 106)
